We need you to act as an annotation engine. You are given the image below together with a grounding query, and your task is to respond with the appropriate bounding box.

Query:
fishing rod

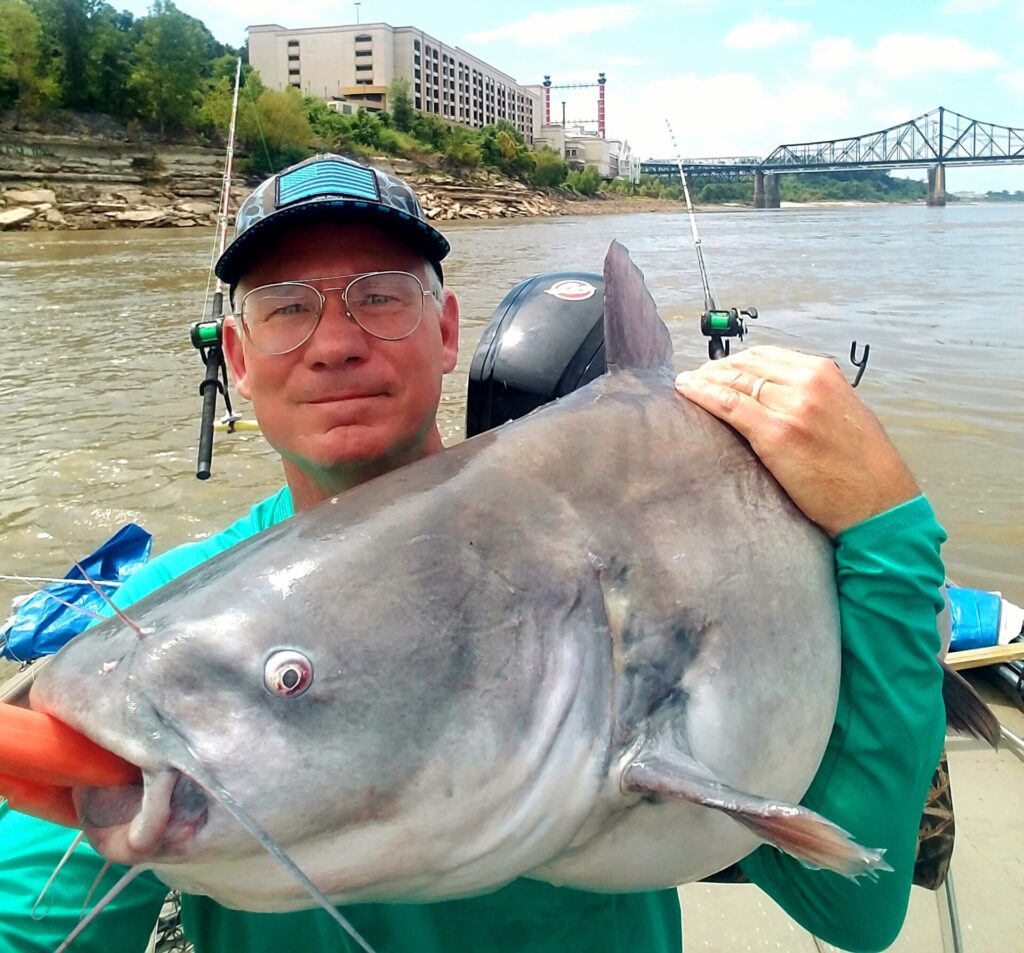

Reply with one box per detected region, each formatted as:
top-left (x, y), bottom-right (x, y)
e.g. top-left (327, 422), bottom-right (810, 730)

top-left (664, 120), bottom-right (871, 385)
top-left (665, 120), bottom-right (757, 361)
top-left (191, 57), bottom-right (243, 480)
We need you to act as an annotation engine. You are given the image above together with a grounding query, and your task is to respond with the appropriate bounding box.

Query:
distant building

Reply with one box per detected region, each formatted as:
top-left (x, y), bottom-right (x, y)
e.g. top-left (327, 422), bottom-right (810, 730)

top-left (247, 22), bottom-right (541, 143)
top-left (534, 123), bottom-right (638, 182)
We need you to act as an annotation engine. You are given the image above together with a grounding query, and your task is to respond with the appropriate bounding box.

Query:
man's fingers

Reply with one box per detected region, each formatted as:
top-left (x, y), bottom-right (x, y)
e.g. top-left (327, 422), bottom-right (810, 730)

top-left (678, 364), bottom-right (782, 408)
top-left (675, 371), bottom-right (773, 442)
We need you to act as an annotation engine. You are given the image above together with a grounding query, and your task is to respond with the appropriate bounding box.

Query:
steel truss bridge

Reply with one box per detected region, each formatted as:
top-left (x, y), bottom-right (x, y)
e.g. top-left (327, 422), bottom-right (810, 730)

top-left (641, 108), bottom-right (1024, 197)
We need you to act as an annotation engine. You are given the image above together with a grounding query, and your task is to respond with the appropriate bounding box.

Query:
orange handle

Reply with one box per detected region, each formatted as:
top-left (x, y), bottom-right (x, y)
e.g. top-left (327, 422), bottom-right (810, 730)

top-left (0, 703), bottom-right (140, 789)
top-left (0, 772), bottom-right (79, 828)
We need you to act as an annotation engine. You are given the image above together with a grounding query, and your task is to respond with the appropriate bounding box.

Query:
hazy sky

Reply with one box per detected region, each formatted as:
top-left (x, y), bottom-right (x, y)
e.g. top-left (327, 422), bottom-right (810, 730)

top-left (121, 0), bottom-right (1023, 191)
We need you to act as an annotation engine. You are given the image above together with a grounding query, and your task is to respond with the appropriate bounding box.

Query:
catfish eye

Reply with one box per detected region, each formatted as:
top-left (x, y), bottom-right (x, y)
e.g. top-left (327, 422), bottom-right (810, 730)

top-left (264, 650), bottom-right (313, 698)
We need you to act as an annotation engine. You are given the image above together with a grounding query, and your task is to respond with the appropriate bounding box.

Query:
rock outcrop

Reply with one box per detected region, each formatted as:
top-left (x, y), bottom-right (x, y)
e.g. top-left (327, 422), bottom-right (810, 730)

top-left (0, 134), bottom-right (671, 232)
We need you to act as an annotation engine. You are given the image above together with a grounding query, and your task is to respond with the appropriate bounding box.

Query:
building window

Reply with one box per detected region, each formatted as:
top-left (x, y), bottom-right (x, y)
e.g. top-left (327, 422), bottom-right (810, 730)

top-left (355, 33), bottom-right (372, 42)
top-left (287, 39), bottom-right (299, 47)
top-left (356, 64), bottom-right (373, 72)
top-left (356, 79), bottom-right (372, 86)
top-left (414, 39), bottom-right (421, 50)
top-left (415, 95), bottom-right (421, 108)
top-left (355, 49), bottom-right (372, 57)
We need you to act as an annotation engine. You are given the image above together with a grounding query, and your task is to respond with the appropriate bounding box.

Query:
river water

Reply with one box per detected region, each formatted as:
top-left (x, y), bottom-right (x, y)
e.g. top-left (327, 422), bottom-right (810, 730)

top-left (1, 204), bottom-right (1021, 621)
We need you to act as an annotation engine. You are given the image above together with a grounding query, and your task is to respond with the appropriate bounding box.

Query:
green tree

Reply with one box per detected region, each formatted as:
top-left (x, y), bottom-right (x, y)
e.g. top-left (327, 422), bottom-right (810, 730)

top-left (30, 0), bottom-right (88, 108)
top-left (528, 147), bottom-right (567, 188)
top-left (197, 60), bottom-right (256, 143)
top-left (0, 0), bottom-right (58, 125)
top-left (478, 121), bottom-right (534, 179)
top-left (564, 166), bottom-right (601, 196)
top-left (129, 0), bottom-right (209, 134)
top-left (443, 126), bottom-right (481, 169)
top-left (239, 85), bottom-right (312, 174)
top-left (26, 0), bottom-right (139, 112)
top-left (200, 69), bottom-right (311, 172)
top-left (389, 77), bottom-right (413, 132)
top-left (87, 6), bottom-right (136, 114)
top-left (409, 111), bottom-right (451, 151)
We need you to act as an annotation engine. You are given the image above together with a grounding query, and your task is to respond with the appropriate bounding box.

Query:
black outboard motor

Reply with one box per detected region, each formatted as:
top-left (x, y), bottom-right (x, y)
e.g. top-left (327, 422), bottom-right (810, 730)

top-left (467, 272), bottom-right (608, 438)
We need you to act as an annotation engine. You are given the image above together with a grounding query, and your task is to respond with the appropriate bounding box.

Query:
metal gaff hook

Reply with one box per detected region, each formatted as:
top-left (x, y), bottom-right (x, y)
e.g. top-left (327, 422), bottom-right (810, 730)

top-left (850, 341), bottom-right (870, 387)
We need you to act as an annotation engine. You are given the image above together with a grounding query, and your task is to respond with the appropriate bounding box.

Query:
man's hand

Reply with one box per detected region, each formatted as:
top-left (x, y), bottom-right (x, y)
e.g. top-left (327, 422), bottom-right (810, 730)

top-left (675, 345), bottom-right (920, 537)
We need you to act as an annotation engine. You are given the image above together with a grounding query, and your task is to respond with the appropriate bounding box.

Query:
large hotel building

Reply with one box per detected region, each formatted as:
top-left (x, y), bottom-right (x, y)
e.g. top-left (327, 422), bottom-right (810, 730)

top-left (248, 22), bottom-right (542, 144)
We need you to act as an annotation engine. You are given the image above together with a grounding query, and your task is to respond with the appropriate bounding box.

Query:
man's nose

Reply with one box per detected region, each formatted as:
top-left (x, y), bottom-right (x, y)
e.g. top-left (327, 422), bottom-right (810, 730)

top-left (303, 290), bottom-right (371, 362)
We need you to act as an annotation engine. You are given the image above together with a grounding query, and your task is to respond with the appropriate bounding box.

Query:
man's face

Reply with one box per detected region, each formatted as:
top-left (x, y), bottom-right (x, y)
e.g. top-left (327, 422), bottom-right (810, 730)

top-left (224, 221), bottom-right (459, 476)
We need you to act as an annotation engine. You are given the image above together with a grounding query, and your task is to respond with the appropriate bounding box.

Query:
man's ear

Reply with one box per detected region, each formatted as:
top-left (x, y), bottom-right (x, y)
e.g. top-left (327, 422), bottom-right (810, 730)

top-left (223, 317), bottom-right (252, 400)
top-left (439, 288), bottom-right (460, 375)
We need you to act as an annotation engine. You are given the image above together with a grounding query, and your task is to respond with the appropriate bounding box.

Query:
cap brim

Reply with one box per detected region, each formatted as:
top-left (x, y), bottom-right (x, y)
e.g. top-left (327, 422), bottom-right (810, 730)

top-left (214, 197), bottom-right (450, 286)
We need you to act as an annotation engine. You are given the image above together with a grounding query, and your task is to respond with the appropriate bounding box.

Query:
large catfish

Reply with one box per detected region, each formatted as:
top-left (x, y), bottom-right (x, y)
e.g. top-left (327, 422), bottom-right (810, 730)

top-left (30, 242), bottom-right (884, 921)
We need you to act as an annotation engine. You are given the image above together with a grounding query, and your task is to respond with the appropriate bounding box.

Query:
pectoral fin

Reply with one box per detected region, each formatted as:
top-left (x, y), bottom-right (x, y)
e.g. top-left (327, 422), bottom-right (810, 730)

top-left (623, 749), bottom-right (891, 880)
top-left (941, 661), bottom-right (1001, 748)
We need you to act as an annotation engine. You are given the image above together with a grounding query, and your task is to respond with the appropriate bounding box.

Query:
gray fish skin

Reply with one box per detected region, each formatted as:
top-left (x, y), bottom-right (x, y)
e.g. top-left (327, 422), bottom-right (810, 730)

top-left (30, 246), bottom-right (841, 911)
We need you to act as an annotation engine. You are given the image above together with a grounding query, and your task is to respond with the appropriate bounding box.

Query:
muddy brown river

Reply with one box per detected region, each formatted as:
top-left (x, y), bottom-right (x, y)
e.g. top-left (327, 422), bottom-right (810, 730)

top-left (1, 204), bottom-right (1021, 629)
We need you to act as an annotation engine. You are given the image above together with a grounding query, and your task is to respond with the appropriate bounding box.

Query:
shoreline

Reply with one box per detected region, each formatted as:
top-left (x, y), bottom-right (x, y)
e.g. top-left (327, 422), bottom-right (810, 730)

top-left (0, 137), bottom-right (938, 233)
top-left (0, 184), bottom-right (935, 234)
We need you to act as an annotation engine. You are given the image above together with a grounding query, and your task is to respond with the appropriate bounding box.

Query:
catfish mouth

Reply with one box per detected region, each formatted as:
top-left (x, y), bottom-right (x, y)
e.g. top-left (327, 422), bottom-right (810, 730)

top-left (74, 769), bottom-right (209, 865)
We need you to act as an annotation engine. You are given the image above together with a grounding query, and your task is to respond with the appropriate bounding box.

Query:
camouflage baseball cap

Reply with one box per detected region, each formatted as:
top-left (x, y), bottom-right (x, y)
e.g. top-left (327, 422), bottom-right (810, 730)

top-left (214, 154), bottom-right (450, 285)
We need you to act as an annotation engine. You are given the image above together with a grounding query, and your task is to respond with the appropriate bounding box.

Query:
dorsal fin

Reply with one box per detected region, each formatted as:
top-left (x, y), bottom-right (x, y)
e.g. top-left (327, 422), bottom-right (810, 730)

top-left (602, 240), bottom-right (674, 371)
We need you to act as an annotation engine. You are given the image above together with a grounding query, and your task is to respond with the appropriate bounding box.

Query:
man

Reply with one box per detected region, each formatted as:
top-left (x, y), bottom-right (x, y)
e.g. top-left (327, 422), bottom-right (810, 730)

top-left (0, 154), bottom-right (945, 953)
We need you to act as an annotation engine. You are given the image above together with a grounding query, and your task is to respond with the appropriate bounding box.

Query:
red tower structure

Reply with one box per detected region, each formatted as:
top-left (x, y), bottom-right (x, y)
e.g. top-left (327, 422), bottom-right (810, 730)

top-left (541, 73), bottom-right (607, 137)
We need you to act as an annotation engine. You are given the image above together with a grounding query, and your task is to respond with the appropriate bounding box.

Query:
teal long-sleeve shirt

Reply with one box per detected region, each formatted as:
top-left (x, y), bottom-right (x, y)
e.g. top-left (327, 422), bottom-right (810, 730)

top-left (0, 492), bottom-right (947, 953)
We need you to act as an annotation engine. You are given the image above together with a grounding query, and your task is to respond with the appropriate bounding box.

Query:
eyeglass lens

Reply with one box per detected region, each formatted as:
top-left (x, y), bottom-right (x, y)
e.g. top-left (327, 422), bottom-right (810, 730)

top-left (240, 272), bottom-right (427, 354)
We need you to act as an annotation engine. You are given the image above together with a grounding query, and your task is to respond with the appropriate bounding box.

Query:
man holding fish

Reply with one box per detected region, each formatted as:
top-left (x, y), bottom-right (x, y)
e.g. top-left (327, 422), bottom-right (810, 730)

top-left (0, 155), bottom-right (946, 953)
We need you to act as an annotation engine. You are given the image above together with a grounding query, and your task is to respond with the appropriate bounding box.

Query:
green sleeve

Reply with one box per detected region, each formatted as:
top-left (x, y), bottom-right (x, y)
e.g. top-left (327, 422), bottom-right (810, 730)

top-left (739, 495), bottom-right (947, 953)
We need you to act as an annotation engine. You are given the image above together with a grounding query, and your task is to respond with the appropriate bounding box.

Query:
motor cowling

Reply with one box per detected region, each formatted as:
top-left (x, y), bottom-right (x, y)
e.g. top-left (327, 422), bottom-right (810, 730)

top-left (467, 272), bottom-right (607, 438)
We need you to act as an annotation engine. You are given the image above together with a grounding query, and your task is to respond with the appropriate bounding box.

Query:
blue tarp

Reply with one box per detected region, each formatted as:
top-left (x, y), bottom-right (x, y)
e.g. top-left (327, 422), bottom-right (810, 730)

top-left (947, 586), bottom-right (1003, 652)
top-left (1, 523), bottom-right (151, 662)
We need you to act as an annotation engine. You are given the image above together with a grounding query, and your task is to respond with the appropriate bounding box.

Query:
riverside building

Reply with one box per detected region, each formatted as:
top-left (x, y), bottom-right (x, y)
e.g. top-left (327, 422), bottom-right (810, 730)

top-left (247, 22), bottom-right (542, 143)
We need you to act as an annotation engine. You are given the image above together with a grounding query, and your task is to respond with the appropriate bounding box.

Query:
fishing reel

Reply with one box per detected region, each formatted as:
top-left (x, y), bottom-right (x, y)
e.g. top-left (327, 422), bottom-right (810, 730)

top-left (701, 306), bottom-right (758, 361)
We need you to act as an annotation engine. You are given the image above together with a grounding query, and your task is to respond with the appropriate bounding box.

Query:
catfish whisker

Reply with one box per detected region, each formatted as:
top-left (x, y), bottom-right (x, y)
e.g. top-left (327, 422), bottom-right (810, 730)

top-left (55, 865), bottom-right (147, 953)
top-left (32, 831), bottom-right (87, 920)
top-left (62, 546), bottom-right (146, 639)
top-left (80, 859), bottom-right (112, 919)
top-left (0, 574), bottom-right (122, 587)
top-left (6, 573), bottom-right (110, 626)
top-left (179, 755), bottom-right (377, 953)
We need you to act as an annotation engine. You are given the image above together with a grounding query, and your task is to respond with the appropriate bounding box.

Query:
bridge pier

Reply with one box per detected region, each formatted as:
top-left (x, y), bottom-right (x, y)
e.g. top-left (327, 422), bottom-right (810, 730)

top-left (927, 164), bottom-right (947, 206)
top-left (753, 170), bottom-right (765, 208)
top-left (753, 171), bottom-right (780, 208)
